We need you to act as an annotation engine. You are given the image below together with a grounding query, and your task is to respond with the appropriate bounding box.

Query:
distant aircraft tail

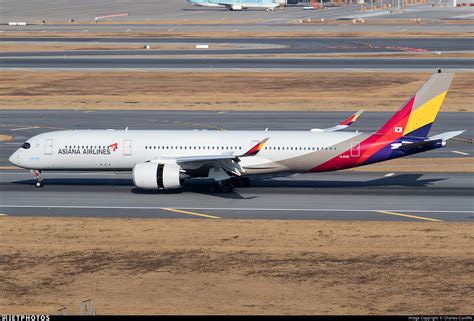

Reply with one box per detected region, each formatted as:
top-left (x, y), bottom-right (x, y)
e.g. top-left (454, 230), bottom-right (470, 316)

top-left (376, 72), bottom-right (454, 139)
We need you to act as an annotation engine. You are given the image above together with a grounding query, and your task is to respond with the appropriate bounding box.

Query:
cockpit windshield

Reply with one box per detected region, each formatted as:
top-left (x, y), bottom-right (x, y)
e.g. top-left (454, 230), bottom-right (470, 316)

top-left (21, 142), bottom-right (31, 149)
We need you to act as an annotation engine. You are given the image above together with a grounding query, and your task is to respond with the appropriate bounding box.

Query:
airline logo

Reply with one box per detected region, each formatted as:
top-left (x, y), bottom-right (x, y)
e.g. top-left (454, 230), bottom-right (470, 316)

top-left (108, 143), bottom-right (118, 151)
top-left (394, 127), bottom-right (403, 133)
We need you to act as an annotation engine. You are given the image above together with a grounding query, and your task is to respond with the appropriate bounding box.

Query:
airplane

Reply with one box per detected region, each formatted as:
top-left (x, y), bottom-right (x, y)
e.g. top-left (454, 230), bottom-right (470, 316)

top-left (186, 0), bottom-right (285, 11)
top-left (9, 72), bottom-right (464, 193)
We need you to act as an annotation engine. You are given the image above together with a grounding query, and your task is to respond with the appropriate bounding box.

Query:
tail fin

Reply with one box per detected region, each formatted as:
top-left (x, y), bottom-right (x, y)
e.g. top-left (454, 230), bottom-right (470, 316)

top-left (376, 72), bottom-right (454, 138)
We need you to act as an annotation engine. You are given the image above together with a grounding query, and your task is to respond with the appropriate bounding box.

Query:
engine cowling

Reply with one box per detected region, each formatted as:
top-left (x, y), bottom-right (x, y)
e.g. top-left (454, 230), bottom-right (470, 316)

top-left (231, 4), bottom-right (243, 10)
top-left (133, 162), bottom-right (183, 190)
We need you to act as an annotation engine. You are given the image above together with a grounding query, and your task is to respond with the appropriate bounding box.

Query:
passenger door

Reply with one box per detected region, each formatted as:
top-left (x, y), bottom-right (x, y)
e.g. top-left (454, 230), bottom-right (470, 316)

top-left (44, 139), bottom-right (53, 155)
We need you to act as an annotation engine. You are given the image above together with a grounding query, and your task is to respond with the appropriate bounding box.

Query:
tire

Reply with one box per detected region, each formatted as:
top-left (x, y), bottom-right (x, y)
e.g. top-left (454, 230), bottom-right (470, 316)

top-left (208, 183), bottom-right (220, 193)
top-left (221, 183), bottom-right (234, 193)
top-left (240, 177), bottom-right (251, 187)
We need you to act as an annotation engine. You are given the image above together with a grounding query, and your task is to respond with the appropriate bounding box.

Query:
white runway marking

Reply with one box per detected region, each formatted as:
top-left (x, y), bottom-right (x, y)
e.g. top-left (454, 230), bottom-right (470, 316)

top-left (452, 151), bottom-right (469, 156)
top-left (232, 68), bottom-right (259, 72)
top-left (0, 205), bottom-right (471, 214)
top-left (10, 126), bottom-right (40, 131)
top-left (121, 68), bottom-right (145, 72)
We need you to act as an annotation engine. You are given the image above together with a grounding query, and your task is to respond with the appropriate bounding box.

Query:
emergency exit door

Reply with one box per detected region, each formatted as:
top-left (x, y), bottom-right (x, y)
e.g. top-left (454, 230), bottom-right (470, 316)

top-left (350, 142), bottom-right (360, 157)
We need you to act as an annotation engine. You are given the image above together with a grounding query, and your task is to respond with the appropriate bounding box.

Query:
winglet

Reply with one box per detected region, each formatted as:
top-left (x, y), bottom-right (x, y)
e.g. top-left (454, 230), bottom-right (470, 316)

top-left (310, 110), bottom-right (364, 132)
top-left (340, 110), bottom-right (364, 126)
top-left (241, 138), bottom-right (269, 157)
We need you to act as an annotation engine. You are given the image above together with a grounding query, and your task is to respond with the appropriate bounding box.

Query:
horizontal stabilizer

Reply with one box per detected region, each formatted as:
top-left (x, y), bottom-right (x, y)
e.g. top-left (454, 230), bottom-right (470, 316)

top-left (398, 139), bottom-right (442, 152)
top-left (428, 130), bottom-right (465, 142)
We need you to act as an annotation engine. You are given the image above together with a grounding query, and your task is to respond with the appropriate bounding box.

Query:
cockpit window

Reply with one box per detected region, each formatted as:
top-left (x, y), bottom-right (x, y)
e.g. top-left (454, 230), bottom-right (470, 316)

top-left (21, 142), bottom-right (31, 149)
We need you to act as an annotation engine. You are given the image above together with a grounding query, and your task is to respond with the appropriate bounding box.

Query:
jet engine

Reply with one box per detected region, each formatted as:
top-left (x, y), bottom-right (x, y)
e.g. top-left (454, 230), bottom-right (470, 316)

top-left (133, 162), bottom-right (184, 190)
top-left (230, 4), bottom-right (243, 10)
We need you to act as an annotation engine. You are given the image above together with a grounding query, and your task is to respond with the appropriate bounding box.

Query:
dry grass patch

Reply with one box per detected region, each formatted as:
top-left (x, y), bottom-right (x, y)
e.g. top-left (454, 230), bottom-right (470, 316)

top-left (0, 217), bottom-right (472, 315)
top-left (1, 71), bottom-right (472, 112)
top-left (1, 31), bottom-right (473, 38)
top-left (0, 43), bottom-right (234, 52)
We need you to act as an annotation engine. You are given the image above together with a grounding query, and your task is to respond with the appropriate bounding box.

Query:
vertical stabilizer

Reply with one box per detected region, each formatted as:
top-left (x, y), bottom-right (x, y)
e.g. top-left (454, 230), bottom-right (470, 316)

top-left (376, 72), bottom-right (454, 138)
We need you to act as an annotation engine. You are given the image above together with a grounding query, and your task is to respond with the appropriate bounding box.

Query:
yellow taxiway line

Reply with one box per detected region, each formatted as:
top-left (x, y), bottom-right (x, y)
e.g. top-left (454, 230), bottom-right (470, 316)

top-left (376, 210), bottom-right (442, 222)
top-left (161, 208), bottom-right (221, 219)
top-left (0, 166), bottom-right (21, 170)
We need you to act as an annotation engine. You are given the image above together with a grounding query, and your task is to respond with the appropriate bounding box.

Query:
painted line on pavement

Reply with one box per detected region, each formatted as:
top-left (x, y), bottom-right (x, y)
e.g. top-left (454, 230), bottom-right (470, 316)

top-left (452, 151), bottom-right (469, 156)
top-left (161, 207), bottom-right (221, 219)
top-left (376, 210), bottom-right (442, 222)
top-left (0, 205), bottom-right (471, 214)
top-left (10, 127), bottom-right (39, 131)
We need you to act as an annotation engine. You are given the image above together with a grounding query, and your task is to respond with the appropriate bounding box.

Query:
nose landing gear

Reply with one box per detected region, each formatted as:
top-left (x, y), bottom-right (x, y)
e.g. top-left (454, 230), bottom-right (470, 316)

top-left (32, 170), bottom-right (44, 188)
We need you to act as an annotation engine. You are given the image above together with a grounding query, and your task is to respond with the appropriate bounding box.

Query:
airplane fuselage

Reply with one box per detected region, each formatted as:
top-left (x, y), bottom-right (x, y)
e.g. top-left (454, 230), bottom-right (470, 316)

top-left (9, 129), bottom-right (371, 174)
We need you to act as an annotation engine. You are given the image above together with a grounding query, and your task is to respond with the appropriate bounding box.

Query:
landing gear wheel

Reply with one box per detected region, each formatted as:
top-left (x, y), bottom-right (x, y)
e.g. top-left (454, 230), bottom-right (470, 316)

top-left (32, 170), bottom-right (44, 188)
top-left (208, 183), bottom-right (220, 193)
top-left (220, 183), bottom-right (234, 193)
top-left (239, 177), bottom-right (251, 187)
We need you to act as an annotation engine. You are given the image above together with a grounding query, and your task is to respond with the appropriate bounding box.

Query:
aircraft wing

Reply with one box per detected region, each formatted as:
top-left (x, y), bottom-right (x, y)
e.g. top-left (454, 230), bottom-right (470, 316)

top-left (173, 137), bottom-right (269, 163)
top-left (151, 138), bottom-right (269, 177)
top-left (310, 110), bottom-right (364, 132)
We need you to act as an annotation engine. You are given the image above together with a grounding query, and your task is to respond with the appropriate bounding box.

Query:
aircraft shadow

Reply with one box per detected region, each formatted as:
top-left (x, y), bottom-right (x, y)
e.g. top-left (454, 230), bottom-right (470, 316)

top-left (11, 174), bottom-right (445, 198)
top-left (251, 174), bottom-right (446, 188)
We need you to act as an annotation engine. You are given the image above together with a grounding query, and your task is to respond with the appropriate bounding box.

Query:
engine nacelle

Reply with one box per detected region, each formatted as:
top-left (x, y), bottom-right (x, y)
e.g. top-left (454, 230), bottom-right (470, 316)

top-left (133, 162), bottom-right (183, 190)
top-left (231, 4), bottom-right (243, 10)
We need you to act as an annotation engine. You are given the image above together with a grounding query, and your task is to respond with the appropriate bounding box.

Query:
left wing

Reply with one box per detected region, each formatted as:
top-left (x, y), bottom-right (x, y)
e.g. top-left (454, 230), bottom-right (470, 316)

top-left (151, 137), bottom-right (269, 177)
top-left (173, 137), bottom-right (270, 163)
top-left (310, 110), bottom-right (364, 132)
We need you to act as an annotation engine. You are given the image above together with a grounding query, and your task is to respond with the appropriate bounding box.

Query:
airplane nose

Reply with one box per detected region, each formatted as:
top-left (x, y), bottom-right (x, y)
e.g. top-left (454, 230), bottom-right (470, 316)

top-left (8, 151), bottom-right (19, 165)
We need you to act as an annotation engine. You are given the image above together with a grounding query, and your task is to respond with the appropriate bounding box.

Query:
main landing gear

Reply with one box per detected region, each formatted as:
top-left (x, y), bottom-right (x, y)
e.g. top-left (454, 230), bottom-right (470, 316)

top-left (207, 177), bottom-right (251, 193)
top-left (32, 170), bottom-right (44, 188)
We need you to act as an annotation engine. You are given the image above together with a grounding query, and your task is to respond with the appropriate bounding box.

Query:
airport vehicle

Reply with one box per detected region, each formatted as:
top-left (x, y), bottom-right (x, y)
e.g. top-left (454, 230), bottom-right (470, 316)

top-left (186, 0), bottom-right (285, 11)
top-left (9, 72), bottom-right (464, 193)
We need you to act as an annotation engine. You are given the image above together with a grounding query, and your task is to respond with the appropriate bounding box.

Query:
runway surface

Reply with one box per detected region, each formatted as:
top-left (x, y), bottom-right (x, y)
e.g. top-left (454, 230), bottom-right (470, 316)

top-left (3, 37), bottom-right (472, 71)
top-left (0, 171), bottom-right (472, 221)
top-left (2, 57), bottom-right (473, 71)
top-left (1, 110), bottom-right (472, 166)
